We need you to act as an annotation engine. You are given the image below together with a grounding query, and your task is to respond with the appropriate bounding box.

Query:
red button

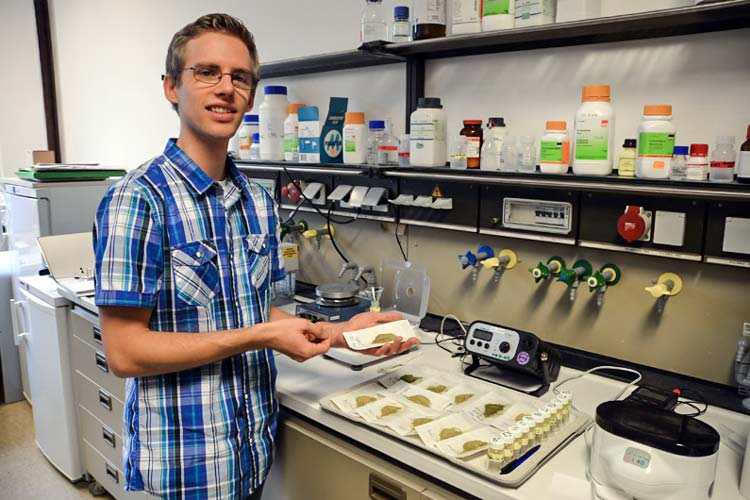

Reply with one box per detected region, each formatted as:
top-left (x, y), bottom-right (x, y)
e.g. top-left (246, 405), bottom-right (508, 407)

top-left (617, 206), bottom-right (646, 243)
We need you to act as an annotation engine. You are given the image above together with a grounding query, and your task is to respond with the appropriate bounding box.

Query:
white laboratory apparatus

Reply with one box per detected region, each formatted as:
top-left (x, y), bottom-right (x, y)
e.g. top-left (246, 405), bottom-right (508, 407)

top-left (11, 275), bottom-right (82, 480)
top-left (2, 177), bottom-right (112, 402)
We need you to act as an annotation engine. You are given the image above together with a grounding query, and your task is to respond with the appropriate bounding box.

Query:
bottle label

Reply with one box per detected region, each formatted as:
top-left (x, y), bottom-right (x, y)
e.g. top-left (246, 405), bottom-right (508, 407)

top-left (411, 120), bottom-right (446, 142)
top-left (344, 129), bottom-right (360, 152)
top-left (283, 132), bottom-right (298, 153)
top-left (618, 158), bottom-right (636, 175)
top-left (575, 117), bottom-right (610, 161)
top-left (710, 161), bottom-right (736, 169)
top-left (638, 132), bottom-right (675, 158)
top-left (414, 0), bottom-right (446, 23)
top-left (484, 0), bottom-right (510, 16)
top-left (466, 137), bottom-right (481, 158)
top-left (454, 0), bottom-right (481, 23)
top-left (540, 140), bottom-right (570, 164)
top-left (738, 151), bottom-right (750, 176)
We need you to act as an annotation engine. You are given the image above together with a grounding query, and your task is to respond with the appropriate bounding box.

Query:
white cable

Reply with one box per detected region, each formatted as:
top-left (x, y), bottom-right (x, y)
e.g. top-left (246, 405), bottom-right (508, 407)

top-left (552, 365), bottom-right (642, 401)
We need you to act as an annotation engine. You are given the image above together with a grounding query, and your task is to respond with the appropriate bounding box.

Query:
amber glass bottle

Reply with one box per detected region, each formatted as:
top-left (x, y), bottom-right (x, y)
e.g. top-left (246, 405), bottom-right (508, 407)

top-left (461, 120), bottom-right (483, 169)
top-left (413, 0), bottom-right (446, 40)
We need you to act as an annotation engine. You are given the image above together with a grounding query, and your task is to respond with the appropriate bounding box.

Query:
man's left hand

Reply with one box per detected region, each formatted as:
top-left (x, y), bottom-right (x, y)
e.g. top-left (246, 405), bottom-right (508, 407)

top-left (325, 311), bottom-right (421, 356)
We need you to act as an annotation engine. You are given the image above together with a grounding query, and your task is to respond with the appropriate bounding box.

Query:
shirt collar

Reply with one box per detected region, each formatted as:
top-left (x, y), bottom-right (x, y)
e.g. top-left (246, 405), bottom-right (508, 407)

top-left (163, 139), bottom-right (215, 195)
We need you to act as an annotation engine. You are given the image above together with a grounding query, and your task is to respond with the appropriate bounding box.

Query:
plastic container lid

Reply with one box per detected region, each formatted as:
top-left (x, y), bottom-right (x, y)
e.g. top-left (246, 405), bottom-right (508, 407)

top-left (297, 106), bottom-right (319, 121)
top-left (623, 138), bottom-right (637, 148)
top-left (581, 84), bottom-right (611, 102)
top-left (288, 103), bottom-right (305, 114)
top-left (345, 112), bottom-right (365, 125)
top-left (673, 145), bottom-right (689, 155)
top-left (243, 113), bottom-right (259, 123)
top-left (379, 258), bottom-right (430, 325)
top-left (689, 143), bottom-right (709, 156)
top-left (252, 132), bottom-right (260, 142)
top-left (263, 85), bottom-right (287, 95)
top-left (643, 104), bottom-right (672, 116)
top-left (487, 117), bottom-right (506, 128)
top-left (545, 120), bottom-right (567, 131)
top-left (463, 119), bottom-right (482, 126)
top-left (394, 5), bottom-right (409, 18)
top-left (417, 97), bottom-right (443, 109)
top-left (369, 120), bottom-right (386, 130)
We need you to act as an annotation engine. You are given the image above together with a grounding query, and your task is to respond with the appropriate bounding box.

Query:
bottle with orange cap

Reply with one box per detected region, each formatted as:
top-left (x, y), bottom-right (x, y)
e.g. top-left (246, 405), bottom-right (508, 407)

top-left (283, 103), bottom-right (305, 162)
top-left (573, 84), bottom-right (615, 176)
top-left (540, 120), bottom-right (570, 174)
top-left (343, 112), bottom-right (368, 165)
top-left (636, 104), bottom-right (676, 179)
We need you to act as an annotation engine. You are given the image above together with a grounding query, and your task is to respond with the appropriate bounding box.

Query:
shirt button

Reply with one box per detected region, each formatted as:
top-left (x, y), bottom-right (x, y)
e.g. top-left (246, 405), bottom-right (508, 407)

top-left (196, 251), bottom-right (202, 258)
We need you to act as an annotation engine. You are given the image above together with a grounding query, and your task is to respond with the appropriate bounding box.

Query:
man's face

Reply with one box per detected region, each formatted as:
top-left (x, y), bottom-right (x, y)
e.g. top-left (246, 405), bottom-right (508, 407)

top-left (164, 32), bottom-right (255, 144)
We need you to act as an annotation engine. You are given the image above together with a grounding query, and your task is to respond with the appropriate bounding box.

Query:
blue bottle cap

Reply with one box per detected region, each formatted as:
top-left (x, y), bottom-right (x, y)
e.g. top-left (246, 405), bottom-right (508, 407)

top-left (243, 113), bottom-right (259, 123)
top-left (264, 85), bottom-right (287, 95)
top-left (369, 120), bottom-right (385, 129)
top-left (673, 145), bottom-right (689, 155)
top-left (394, 6), bottom-right (409, 19)
top-left (252, 132), bottom-right (260, 142)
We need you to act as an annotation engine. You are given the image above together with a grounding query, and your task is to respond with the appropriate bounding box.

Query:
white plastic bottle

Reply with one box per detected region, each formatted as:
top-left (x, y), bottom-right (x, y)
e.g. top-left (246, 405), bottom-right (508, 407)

top-left (482, 0), bottom-right (515, 31)
top-left (259, 85), bottom-right (288, 161)
top-left (249, 132), bottom-right (261, 160)
top-left (452, 0), bottom-right (482, 35)
top-left (361, 0), bottom-right (388, 42)
top-left (283, 103), bottom-right (304, 162)
top-left (686, 143), bottom-right (709, 181)
top-left (710, 136), bottom-right (737, 183)
top-left (237, 113), bottom-right (259, 160)
top-left (539, 120), bottom-right (570, 174)
top-left (636, 104), bottom-right (676, 179)
top-left (343, 112), bottom-right (367, 165)
top-left (377, 124), bottom-right (400, 165)
top-left (409, 97), bottom-right (447, 167)
top-left (573, 84), bottom-right (615, 176)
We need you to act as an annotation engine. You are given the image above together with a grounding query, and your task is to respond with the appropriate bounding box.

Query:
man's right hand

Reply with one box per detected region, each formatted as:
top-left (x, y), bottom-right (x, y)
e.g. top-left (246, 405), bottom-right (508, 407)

top-left (262, 318), bottom-right (330, 362)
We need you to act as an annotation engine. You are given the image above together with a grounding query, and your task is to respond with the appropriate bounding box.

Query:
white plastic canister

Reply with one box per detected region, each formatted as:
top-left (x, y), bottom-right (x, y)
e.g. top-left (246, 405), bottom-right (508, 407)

top-left (409, 97), bottom-right (447, 167)
top-left (259, 85), bottom-right (289, 161)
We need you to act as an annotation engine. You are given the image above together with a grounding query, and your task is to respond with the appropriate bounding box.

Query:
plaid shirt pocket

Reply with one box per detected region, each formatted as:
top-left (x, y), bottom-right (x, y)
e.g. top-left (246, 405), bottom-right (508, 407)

top-left (170, 240), bottom-right (219, 306)
top-left (244, 234), bottom-right (270, 289)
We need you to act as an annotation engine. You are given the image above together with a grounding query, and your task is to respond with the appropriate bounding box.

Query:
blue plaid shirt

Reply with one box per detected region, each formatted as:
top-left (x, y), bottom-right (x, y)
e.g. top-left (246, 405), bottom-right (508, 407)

top-left (94, 139), bottom-right (285, 499)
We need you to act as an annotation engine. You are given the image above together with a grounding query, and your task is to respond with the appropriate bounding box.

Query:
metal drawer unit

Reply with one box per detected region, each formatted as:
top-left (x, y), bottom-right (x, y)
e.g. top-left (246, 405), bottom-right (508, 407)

top-left (81, 440), bottom-right (146, 500)
top-left (79, 405), bottom-right (123, 471)
top-left (75, 371), bottom-right (124, 435)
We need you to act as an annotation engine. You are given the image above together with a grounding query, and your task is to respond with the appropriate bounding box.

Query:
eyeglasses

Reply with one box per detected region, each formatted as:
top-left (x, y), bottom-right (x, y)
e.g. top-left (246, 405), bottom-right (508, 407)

top-left (164, 64), bottom-right (256, 91)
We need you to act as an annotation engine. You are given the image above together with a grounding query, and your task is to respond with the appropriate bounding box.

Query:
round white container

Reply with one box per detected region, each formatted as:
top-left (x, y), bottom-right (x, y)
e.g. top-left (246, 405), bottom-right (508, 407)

top-left (539, 120), bottom-right (570, 174)
top-left (237, 114), bottom-right (258, 160)
top-left (573, 85), bottom-right (615, 176)
top-left (636, 105), bottom-right (675, 179)
top-left (343, 112), bottom-right (367, 165)
top-left (410, 97), bottom-right (447, 167)
top-left (259, 85), bottom-right (288, 161)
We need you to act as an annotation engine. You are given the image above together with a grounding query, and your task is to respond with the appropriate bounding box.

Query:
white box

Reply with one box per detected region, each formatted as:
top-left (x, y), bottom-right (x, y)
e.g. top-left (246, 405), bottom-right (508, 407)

top-left (723, 217), bottom-right (750, 255)
top-left (653, 211), bottom-right (686, 247)
top-left (556, 0), bottom-right (601, 22)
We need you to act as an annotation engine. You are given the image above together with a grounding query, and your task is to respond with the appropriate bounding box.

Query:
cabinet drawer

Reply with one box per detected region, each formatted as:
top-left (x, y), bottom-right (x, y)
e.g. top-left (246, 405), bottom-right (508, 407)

top-left (75, 370), bottom-right (124, 434)
top-left (79, 405), bottom-right (123, 471)
top-left (71, 334), bottom-right (126, 399)
top-left (81, 439), bottom-right (148, 500)
top-left (70, 306), bottom-right (103, 349)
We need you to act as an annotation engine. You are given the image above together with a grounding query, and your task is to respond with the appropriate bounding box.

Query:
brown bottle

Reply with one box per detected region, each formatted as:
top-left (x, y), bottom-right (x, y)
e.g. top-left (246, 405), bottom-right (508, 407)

top-left (739, 124), bottom-right (750, 184)
top-left (460, 120), bottom-right (483, 169)
top-left (413, 0), bottom-right (446, 40)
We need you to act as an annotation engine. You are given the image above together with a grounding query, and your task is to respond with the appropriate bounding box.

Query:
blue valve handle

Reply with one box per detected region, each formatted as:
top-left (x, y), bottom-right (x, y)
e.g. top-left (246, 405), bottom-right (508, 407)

top-left (458, 251), bottom-right (477, 269)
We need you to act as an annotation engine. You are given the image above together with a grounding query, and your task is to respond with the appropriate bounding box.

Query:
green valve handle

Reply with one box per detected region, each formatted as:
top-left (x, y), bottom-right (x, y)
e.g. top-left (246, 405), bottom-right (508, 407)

top-left (529, 262), bottom-right (549, 283)
top-left (588, 264), bottom-right (622, 291)
top-left (558, 259), bottom-right (592, 288)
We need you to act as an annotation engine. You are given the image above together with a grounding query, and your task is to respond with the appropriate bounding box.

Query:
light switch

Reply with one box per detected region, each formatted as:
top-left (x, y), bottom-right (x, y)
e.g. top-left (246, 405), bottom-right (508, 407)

top-left (723, 217), bottom-right (750, 255)
top-left (653, 211), bottom-right (686, 247)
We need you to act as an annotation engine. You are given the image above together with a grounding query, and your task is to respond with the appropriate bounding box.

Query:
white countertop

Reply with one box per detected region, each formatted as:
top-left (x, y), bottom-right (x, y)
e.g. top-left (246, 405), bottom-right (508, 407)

top-left (64, 294), bottom-right (750, 499)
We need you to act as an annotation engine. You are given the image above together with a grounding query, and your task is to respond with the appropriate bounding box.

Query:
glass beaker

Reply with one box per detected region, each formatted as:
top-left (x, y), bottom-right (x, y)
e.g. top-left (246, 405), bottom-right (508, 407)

top-left (500, 137), bottom-right (518, 172)
top-left (449, 136), bottom-right (467, 169)
top-left (517, 136), bottom-right (537, 173)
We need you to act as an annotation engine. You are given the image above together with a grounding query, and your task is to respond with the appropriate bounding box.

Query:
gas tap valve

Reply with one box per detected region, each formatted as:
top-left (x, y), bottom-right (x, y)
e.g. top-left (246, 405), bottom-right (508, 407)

top-left (529, 256), bottom-right (566, 283)
top-left (557, 259), bottom-right (592, 301)
top-left (458, 245), bottom-right (494, 281)
top-left (482, 249), bottom-right (518, 282)
top-left (280, 219), bottom-right (308, 239)
top-left (587, 264), bottom-right (622, 307)
top-left (302, 224), bottom-right (335, 250)
top-left (645, 272), bottom-right (683, 313)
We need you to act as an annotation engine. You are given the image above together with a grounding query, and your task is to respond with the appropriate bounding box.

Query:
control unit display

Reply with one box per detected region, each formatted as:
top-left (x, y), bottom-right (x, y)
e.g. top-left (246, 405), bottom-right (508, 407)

top-left (502, 198), bottom-right (573, 234)
top-left (465, 323), bottom-right (521, 363)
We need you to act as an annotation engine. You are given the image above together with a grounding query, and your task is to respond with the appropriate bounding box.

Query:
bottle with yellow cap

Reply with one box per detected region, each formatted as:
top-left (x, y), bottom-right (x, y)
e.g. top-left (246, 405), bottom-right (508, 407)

top-left (540, 120), bottom-right (570, 174)
top-left (573, 84), bottom-right (615, 176)
top-left (284, 103), bottom-right (305, 162)
top-left (636, 104), bottom-right (676, 179)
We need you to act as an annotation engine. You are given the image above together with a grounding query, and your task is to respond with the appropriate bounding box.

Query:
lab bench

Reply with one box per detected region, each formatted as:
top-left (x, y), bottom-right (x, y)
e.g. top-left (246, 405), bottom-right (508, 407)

top-left (63, 295), bottom-right (749, 500)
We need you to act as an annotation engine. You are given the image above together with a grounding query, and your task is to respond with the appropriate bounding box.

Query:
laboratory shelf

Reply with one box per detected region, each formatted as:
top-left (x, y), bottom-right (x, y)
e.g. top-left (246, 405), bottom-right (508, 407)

top-left (238, 159), bottom-right (373, 176)
top-left (384, 1), bottom-right (750, 59)
top-left (258, 48), bottom-right (404, 79)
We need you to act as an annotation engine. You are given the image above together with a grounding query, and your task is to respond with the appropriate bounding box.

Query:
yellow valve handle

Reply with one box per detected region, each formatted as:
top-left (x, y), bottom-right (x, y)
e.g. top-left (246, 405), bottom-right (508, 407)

top-left (302, 225), bottom-right (335, 240)
top-left (498, 249), bottom-right (518, 270)
top-left (645, 272), bottom-right (683, 298)
top-left (645, 282), bottom-right (669, 298)
top-left (482, 257), bottom-right (500, 269)
top-left (302, 229), bottom-right (318, 239)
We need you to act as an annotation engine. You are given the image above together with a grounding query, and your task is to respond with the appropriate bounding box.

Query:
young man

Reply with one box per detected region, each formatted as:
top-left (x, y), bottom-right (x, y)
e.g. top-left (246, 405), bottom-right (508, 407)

top-left (94, 13), bottom-right (418, 500)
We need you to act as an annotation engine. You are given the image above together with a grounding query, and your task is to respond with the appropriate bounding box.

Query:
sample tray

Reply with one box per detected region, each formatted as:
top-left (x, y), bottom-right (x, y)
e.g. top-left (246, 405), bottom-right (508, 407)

top-left (320, 367), bottom-right (592, 488)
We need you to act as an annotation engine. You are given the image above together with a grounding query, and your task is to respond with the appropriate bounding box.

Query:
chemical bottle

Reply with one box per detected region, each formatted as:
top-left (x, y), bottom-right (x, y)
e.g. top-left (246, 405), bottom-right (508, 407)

top-left (377, 123), bottom-right (400, 165)
top-left (367, 120), bottom-right (386, 165)
top-left (686, 143), bottom-right (709, 181)
top-left (361, 0), bottom-right (388, 42)
top-left (669, 146), bottom-right (689, 181)
top-left (343, 112), bottom-right (367, 165)
top-left (460, 120), bottom-right (483, 169)
top-left (539, 120), bottom-right (570, 174)
top-left (452, 0), bottom-right (482, 35)
top-left (480, 117), bottom-right (507, 171)
top-left (259, 85), bottom-right (288, 161)
top-left (283, 103), bottom-right (305, 162)
top-left (409, 97), bottom-right (448, 167)
top-left (398, 134), bottom-right (411, 166)
top-left (413, 0), bottom-right (446, 40)
top-left (449, 136), bottom-right (467, 169)
top-left (500, 137), bottom-right (518, 172)
top-left (392, 6), bottom-right (411, 42)
top-left (709, 136), bottom-right (737, 183)
top-left (617, 139), bottom-right (636, 177)
top-left (237, 113), bottom-right (259, 161)
top-left (482, 0), bottom-right (515, 31)
top-left (636, 104), bottom-right (676, 179)
top-left (517, 136), bottom-right (537, 173)
top-left (249, 133), bottom-right (261, 160)
top-left (573, 84), bottom-right (615, 176)
top-left (737, 124), bottom-right (750, 184)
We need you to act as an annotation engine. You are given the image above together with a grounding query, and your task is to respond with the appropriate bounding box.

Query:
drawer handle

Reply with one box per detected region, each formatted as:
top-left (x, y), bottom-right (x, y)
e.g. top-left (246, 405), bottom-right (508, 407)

top-left (93, 326), bottom-right (103, 345)
top-left (369, 473), bottom-right (406, 500)
top-left (102, 427), bottom-right (116, 448)
top-left (95, 351), bottom-right (109, 373)
top-left (98, 390), bottom-right (113, 411)
top-left (105, 463), bottom-right (119, 484)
